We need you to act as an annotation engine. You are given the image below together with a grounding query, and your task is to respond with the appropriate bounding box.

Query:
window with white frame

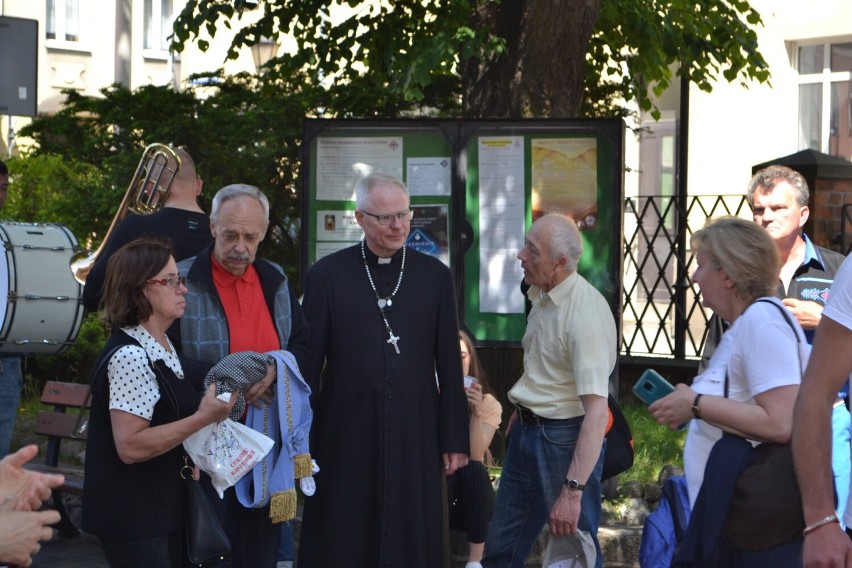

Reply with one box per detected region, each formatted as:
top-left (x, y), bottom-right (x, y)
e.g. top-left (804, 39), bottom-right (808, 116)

top-left (797, 41), bottom-right (852, 159)
top-left (144, 0), bottom-right (174, 52)
top-left (46, 0), bottom-right (81, 43)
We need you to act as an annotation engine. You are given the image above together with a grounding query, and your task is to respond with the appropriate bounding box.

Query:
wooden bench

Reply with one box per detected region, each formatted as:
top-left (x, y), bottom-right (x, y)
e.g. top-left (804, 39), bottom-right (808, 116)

top-left (24, 380), bottom-right (91, 536)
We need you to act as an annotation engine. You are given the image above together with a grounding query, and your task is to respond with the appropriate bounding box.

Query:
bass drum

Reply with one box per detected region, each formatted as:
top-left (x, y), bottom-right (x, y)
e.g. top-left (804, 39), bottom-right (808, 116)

top-left (0, 222), bottom-right (84, 355)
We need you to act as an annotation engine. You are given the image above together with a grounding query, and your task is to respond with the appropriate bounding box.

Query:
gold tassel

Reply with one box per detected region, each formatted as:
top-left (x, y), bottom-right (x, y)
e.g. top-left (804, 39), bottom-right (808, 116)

top-left (293, 453), bottom-right (312, 479)
top-left (269, 489), bottom-right (297, 523)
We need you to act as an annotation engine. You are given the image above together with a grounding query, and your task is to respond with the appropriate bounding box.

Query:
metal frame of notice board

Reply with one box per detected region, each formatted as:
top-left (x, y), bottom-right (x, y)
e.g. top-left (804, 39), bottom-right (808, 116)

top-left (301, 118), bottom-right (624, 348)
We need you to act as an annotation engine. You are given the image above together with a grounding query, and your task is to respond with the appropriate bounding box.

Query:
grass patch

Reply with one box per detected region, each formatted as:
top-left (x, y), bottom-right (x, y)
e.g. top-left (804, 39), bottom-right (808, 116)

top-left (486, 399), bottom-right (686, 489)
top-left (619, 398), bottom-right (686, 484)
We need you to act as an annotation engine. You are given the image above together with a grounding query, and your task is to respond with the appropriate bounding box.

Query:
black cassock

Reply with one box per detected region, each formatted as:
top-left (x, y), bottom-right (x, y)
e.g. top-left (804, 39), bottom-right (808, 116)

top-left (298, 244), bottom-right (470, 568)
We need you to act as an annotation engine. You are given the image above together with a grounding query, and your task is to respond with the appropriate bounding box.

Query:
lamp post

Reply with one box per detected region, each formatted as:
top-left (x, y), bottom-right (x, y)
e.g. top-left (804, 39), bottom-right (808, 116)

top-left (250, 36), bottom-right (279, 72)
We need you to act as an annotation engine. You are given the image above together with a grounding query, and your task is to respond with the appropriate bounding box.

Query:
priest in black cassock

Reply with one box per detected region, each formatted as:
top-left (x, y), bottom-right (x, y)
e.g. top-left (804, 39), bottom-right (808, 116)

top-left (298, 172), bottom-right (471, 568)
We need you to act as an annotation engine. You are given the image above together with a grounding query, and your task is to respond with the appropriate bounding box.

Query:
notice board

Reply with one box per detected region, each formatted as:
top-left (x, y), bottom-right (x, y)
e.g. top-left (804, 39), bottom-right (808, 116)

top-left (301, 118), bottom-right (624, 346)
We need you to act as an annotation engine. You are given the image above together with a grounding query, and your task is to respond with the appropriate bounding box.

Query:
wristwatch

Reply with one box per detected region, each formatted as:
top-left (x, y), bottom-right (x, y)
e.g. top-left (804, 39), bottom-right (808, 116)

top-left (691, 393), bottom-right (704, 419)
top-left (564, 479), bottom-right (585, 491)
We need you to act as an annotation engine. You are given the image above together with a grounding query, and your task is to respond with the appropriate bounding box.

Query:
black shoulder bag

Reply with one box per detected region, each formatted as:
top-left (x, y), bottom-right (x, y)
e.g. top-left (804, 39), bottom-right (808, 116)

top-left (602, 394), bottom-right (635, 481)
top-left (723, 299), bottom-right (806, 551)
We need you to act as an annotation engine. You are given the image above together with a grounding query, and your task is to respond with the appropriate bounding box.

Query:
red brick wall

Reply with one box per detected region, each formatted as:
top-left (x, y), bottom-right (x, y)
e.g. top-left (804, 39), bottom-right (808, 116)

top-left (812, 178), bottom-right (852, 253)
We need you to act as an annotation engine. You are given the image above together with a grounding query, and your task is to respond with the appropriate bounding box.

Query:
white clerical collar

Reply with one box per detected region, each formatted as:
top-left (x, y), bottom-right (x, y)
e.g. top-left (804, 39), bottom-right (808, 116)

top-left (378, 257), bottom-right (392, 264)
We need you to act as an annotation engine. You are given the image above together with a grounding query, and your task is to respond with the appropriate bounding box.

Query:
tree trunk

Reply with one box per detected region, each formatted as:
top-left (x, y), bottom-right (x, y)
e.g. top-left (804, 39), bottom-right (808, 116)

top-left (463, 0), bottom-right (601, 118)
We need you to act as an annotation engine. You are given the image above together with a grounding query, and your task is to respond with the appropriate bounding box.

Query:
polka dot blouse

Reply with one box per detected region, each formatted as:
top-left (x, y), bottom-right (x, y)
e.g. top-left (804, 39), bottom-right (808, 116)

top-left (107, 325), bottom-right (184, 421)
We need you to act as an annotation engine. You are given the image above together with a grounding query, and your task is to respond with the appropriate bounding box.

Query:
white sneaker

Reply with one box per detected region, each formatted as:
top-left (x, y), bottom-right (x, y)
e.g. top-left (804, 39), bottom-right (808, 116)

top-left (465, 563), bottom-right (483, 568)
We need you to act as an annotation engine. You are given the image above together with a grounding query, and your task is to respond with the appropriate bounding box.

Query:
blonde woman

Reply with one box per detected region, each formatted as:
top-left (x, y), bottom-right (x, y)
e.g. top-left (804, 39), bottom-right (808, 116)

top-left (650, 216), bottom-right (804, 565)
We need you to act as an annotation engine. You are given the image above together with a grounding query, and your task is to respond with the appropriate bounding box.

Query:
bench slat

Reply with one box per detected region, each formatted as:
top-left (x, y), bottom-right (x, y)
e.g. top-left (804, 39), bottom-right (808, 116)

top-left (34, 411), bottom-right (89, 441)
top-left (40, 381), bottom-right (90, 407)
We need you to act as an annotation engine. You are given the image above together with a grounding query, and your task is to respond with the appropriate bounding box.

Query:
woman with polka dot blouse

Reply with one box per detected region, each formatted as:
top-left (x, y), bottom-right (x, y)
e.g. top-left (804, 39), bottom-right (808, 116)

top-left (81, 238), bottom-right (237, 567)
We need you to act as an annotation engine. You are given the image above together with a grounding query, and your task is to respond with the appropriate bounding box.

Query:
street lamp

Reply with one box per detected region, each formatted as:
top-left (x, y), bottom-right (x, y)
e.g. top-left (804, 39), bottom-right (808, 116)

top-left (250, 36), bottom-right (279, 72)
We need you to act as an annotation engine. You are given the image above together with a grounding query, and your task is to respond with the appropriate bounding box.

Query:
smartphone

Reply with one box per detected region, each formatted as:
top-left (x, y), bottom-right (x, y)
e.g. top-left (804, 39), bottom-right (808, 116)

top-left (463, 375), bottom-right (479, 389)
top-left (632, 369), bottom-right (676, 405)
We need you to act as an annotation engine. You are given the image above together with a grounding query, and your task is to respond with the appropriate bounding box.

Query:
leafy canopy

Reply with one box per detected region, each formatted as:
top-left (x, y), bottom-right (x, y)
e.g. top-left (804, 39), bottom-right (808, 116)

top-left (171, 0), bottom-right (770, 118)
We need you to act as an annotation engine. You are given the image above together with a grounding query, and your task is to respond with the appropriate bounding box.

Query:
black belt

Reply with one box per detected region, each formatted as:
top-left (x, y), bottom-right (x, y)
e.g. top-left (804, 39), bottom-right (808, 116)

top-left (515, 405), bottom-right (560, 425)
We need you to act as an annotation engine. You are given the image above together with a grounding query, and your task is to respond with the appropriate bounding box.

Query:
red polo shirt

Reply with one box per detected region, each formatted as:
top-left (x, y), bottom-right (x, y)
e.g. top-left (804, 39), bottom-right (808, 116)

top-left (211, 257), bottom-right (279, 354)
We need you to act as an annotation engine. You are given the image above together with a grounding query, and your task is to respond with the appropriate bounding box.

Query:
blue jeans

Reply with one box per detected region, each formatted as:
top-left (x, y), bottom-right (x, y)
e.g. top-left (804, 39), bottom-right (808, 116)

top-left (482, 416), bottom-right (605, 568)
top-left (833, 403), bottom-right (851, 527)
top-left (0, 356), bottom-right (23, 458)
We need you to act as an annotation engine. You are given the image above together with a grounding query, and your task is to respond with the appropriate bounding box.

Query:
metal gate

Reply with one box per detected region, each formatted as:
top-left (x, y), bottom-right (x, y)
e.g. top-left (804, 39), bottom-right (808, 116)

top-left (621, 194), bottom-right (752, 359)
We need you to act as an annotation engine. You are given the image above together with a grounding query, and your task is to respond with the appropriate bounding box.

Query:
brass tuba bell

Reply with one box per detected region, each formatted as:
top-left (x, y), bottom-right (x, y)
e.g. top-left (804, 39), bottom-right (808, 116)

top-left (70, 143), bottom-right (181, 285)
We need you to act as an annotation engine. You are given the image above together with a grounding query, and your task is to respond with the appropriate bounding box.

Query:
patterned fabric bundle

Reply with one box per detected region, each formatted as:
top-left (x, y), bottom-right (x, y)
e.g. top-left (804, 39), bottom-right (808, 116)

top-left (236, 350), bottom-right (313, 523)
top-left (204, 351), bottom-right (275, 421)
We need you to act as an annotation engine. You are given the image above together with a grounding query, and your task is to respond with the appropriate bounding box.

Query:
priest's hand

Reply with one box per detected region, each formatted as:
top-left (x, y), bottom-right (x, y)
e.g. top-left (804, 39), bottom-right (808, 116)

top-left (443, 453), bottom-right (469, 475)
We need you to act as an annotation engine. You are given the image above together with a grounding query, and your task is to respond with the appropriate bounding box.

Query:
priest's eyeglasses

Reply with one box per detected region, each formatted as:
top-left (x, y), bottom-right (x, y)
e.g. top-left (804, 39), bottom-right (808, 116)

top-left (146, 275), bottom-right (187, 289)
top-left (361, 209), bottom-right (414, 225)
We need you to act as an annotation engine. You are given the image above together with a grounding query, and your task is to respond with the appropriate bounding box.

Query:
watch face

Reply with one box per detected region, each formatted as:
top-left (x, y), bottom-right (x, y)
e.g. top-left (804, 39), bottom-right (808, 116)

top-left (566, 479), bottom-right (579, 489)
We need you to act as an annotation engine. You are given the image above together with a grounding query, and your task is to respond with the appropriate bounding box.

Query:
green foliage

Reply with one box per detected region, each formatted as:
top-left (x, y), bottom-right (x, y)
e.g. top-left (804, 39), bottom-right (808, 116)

top-left (620, 398), bottom-right (686, 484)
top-left (587, 0), bottom-right (770, 119)
top-left (3, 154), bottom-right (111, 248)
top-left (18, 75), bottom-right (308, 289)
top-left (171, 0), bottom-right (770, 119)
top-left (172, 0), bottom-right (495, 107)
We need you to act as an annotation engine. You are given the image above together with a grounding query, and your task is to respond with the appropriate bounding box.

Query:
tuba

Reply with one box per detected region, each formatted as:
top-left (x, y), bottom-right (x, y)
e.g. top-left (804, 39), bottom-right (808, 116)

top-left (70, 143), bottom-right (181, 284)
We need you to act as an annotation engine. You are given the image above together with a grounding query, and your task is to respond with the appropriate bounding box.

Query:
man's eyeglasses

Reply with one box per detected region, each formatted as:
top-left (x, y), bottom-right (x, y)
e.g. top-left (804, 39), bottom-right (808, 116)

top-left (360, 209), bottom-right (414, 226)
top-left (146, 275), bottom-right (187, 289)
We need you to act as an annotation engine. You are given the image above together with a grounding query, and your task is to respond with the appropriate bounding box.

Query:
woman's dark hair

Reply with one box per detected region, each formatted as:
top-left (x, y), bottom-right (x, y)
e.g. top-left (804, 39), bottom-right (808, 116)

top-left (459, 329), bottom-right (492, 396)
top-left (100, 238), bottom-right (174, 327)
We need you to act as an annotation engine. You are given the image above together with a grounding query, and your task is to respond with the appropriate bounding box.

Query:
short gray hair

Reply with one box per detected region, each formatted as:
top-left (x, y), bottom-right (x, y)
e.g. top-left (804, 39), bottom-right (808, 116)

top-left (543, 214), bottom-right (583, 272)
top-left (354, 173), bottom-right (408, 211)
top-left (211, 184), bottom-right (270, 223)
top-left (747, 165), bottom-right (809, 207)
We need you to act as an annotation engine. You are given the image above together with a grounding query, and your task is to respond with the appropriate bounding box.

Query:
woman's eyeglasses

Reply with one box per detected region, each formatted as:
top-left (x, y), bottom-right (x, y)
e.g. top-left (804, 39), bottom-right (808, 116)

top-left (146, 275), bottom-right (187, 289)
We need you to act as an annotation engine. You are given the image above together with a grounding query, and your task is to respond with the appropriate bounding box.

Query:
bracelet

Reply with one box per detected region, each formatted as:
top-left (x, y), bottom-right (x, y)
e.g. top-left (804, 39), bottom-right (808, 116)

top-left (803, 514), bottom-right (839, 536)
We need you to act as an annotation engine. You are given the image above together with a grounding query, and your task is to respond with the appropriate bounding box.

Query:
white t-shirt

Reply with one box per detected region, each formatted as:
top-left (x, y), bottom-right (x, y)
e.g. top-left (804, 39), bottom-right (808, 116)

top-left (683, 297), bottom-right (808, 506)
top-left (821, 255), bottom-right (852, 527)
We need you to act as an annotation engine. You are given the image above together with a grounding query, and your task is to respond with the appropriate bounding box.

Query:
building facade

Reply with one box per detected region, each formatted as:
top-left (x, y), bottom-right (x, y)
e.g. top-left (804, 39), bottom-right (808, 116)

top-left (0, 0), bottom-right (265, 154)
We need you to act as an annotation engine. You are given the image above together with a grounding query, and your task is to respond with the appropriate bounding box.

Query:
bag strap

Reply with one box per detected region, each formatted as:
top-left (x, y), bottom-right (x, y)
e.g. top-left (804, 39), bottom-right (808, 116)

top-left (723, 298), bottom-right (803, 399)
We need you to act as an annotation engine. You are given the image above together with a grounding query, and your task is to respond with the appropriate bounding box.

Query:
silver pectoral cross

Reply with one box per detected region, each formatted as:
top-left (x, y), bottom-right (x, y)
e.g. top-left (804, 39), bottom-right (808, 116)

top-left (387, 330), bottom-right (400, 354)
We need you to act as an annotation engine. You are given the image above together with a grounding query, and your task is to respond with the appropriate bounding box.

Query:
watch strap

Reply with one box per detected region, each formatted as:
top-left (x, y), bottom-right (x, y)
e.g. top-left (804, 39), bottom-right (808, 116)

top-left (692, 393), bottom-right (704, 419)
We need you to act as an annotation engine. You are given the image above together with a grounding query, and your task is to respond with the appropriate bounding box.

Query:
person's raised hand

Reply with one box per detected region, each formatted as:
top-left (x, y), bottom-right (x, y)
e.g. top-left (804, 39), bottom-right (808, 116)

top-left (197, 384), bottom-right (238, 424)
top-left (466, 382), bottom-right (484, 416)
top-left (0, 498), bottom-right (60, 566)
top-left (0, 445), bottom-right (64, 511)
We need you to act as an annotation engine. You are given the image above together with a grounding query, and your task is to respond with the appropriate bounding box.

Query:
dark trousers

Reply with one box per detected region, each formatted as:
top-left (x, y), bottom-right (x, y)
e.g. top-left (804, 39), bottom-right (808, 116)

top-left (101, 531), bottom-right (182, 568)
top-left (200, 475), bottom-right (280, 568)
top-left (447, 460), bottom-right (495, 543)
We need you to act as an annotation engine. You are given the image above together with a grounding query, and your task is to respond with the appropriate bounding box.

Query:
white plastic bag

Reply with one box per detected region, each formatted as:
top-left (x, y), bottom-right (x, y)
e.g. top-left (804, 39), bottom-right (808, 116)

top-left (183, 417), bottom-right (275, 498)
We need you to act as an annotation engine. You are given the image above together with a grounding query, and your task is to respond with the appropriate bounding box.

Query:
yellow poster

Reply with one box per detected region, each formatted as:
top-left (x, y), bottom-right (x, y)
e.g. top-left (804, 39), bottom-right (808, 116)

top-left (531, 138), bottom-right (598, 229)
